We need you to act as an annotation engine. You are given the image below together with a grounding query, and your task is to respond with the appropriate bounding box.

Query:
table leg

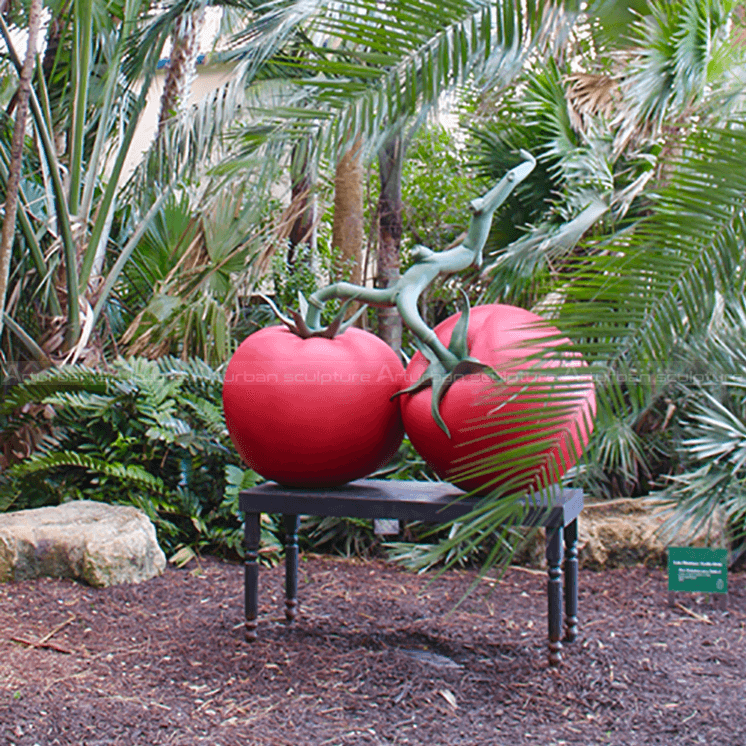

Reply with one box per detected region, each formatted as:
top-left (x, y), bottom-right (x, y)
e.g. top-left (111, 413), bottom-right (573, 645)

top-left (284, 515), bottom-right (300, 623)
top-left (563, 518), bottom-right (579, 643)
top-left (546, 526), bottom-right (563, 666)
top-left (244, 512), bottom-right (261, 642)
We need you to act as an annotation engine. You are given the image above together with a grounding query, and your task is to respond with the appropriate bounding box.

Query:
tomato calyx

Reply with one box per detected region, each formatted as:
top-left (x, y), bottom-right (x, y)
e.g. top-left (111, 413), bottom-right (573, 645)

top-left (261, 292), bottom-right (367, 339)
top-left (392, 294), bottom-right (500, 437)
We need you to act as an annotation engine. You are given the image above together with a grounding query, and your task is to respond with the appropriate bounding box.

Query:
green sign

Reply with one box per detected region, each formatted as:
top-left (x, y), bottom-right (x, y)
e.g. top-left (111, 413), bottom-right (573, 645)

top-left (668, 547), bottom-right (728, 594)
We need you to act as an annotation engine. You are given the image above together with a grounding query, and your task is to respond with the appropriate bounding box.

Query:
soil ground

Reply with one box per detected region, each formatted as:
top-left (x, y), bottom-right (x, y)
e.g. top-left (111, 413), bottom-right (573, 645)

top-left (0, 555), bottom-right (744, 746)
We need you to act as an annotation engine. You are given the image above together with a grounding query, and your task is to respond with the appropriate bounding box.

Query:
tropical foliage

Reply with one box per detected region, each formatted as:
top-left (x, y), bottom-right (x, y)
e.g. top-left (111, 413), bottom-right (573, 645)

top-left (0, 357), bottom-right (280, 560)
top-left (2, 0), bottom-right (746, 574)
top-left (659, 297), bottom-right (746, 548)
top-left (459, 0), bottom-right (746, 504)
top-left (0, 0), bottom-right (282, 371)
top-left (378, 0), bottom-right (746, 566)
top-left (117, 185), bottom-right (281, 363)
top-left (0, 0), bottom-right (174, 364)
top-left (220, 0), bottom-right (579, 170)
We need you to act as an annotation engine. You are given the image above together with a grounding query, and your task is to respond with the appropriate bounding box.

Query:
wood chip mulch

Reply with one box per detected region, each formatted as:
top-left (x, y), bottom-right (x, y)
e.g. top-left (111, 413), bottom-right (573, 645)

top-left (0, 555), bottom-right (744, 745)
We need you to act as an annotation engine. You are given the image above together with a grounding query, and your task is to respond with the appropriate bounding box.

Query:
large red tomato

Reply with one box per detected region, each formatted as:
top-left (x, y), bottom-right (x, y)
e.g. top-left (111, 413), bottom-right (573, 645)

top-left (223, 326), bottom-right (405, 487)
top-left (400, 304), bottom-right (596, 495)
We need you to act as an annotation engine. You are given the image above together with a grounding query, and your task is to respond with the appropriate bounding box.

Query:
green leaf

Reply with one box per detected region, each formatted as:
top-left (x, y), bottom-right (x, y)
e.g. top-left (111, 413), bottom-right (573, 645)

top-left (6, 451), bottom-right (167, 495)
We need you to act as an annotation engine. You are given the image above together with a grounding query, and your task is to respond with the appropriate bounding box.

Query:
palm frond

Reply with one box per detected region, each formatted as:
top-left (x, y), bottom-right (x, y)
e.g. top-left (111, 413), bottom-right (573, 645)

top-left (220, 0), bottom-right (579, 167)
top-left (658, 464), bottom-right (744, 544)
top-left (651, 296), bottom-right (746, 540)
top-left (621, 0), bottom-right (738, 132)
top-left (557, 122), bottom-right (746, 368)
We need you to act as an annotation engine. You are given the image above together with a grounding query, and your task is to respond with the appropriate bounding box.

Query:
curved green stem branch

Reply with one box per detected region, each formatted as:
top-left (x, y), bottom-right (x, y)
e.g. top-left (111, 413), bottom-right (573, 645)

top-left (264, 153), bottom-right (536, 437)
top-left (307, 152), bottom-right (536, 370)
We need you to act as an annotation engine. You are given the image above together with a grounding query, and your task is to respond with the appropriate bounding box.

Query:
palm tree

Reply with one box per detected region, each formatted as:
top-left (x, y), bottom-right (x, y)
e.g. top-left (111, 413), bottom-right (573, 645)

top-left (156, 0), bottom-right (208, 138)
top-left (0, 0), bottom-right (263, 369)
top-left (215, 0), bottom-right (587, 352)
top-left (1, 0), bottom-right (587, 370)
top-left (461, 0), bottom-right (745, 495)
top-left (234, 0), bottom-right (746, 568)
top-left (224, 4), bottom-right (576, 207)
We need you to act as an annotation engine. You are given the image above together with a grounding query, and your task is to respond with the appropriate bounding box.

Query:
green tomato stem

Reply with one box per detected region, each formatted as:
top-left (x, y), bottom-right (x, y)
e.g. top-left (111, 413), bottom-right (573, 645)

top-left (307, 153), bottom-right (536, 370)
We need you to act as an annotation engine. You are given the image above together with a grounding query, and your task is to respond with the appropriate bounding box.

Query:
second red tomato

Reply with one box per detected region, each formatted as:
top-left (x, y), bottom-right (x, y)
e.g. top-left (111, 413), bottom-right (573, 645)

top-left (399, 304), bottom-right (596, 495)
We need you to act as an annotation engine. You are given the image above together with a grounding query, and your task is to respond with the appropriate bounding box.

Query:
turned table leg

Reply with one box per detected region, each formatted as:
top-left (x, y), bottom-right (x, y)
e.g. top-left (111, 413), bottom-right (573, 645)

top-left (563, 518), bottom-right (579, 643)
top-left (244, 512), bottom-right (261, 642)
top-left (546, 526), bottom-right (564, 666)
top-left (284, 515), bottom-right (300, 623)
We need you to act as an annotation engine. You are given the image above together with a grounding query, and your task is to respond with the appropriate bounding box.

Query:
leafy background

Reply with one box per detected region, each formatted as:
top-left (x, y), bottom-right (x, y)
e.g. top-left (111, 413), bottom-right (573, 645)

top-left (1, 0), bottom-right (745, 571)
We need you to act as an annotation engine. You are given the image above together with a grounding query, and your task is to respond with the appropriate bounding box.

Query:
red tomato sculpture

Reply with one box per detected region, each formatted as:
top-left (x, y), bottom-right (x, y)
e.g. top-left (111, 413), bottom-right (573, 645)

top-left (223, 326), bottom-right (405, 487)
top-left (399, 304), bottom-right (596, 495)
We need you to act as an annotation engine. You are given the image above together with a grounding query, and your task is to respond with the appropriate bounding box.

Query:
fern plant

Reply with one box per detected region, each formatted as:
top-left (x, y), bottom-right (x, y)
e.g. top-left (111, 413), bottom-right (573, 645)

top-left (0, 357), bottom-right (274, 559)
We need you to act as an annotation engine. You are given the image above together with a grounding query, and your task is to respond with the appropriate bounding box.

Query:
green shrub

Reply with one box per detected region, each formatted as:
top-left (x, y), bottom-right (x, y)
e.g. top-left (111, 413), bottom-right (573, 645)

top-left (0, 357), bottom-right (280, 562)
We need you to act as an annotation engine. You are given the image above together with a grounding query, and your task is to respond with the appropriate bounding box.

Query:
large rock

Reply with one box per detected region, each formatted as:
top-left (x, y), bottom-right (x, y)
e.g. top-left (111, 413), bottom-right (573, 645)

top-left (0, 501), bottom-right (166, 587)
top-left (577, 498), bottom-right (724, 569)
top-left (515, 497), bottom-right (725, 569)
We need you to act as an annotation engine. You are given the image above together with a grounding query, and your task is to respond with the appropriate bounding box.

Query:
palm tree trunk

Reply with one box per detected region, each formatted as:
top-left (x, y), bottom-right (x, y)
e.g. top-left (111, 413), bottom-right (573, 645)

top-left (0, 0), bottom-right (43, 340)
top-left (157, 4), bottom-right (206, 137)
top-left (376, 133), bottom-right (404, 354)
top-left (332, 136), bottom-right (364, 286)
top-left (288, 139), bottom-right (316, 265)
top-left (332, 138), bottom-right (364, 285)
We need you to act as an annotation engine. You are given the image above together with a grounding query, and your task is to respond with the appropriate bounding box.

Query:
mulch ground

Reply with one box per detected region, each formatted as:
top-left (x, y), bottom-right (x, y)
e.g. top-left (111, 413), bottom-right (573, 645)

top-left (0, 555), bottom-right (744, 746)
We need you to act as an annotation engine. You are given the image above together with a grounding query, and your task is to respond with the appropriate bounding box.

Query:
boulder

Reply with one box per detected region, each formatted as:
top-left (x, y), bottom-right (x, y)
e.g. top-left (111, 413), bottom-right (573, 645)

top-left (515, 497), bottom-right (725, 569)
top-left (577, 498), bottom-right (724, 569)
top-left (0, 500), bottom-right (166, 587)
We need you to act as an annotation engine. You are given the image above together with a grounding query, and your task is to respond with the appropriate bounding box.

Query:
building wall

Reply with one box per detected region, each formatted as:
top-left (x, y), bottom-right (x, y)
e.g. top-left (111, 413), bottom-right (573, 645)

top-left (122, 61), bottom-right (236, 183)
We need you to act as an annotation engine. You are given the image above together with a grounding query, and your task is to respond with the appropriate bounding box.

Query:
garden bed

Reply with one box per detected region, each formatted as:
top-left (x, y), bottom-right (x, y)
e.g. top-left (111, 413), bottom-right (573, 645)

top-left (1, 555), bottom-right (744, 745)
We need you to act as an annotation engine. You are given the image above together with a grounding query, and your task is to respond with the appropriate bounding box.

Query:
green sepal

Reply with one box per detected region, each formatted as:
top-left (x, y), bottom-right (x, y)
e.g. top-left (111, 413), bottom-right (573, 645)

top-left (297, 291), bottom-right (309, 320)
top-left (392, 336), bottom-right (493, 438)
top-left (336, 300), bottom-right (368, 334)
top-left (448, 289), bottom-right (471, 358)
top-left (261, 294), bottom-right (367, 339)
top-left (392, 293), bottom-right (503, 438)
top-left (260, 294), bottom-right (298, 330)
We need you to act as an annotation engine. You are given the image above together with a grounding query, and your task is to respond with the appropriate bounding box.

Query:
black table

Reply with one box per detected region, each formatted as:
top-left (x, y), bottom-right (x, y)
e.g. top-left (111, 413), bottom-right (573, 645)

top-left (240, 479), bottom-right (583, 665)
